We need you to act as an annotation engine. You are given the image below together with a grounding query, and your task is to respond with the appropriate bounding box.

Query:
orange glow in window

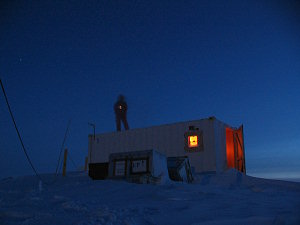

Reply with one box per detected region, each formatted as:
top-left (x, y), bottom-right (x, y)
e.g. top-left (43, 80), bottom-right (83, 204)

top-left (188, 135), bottom-right (198, 147)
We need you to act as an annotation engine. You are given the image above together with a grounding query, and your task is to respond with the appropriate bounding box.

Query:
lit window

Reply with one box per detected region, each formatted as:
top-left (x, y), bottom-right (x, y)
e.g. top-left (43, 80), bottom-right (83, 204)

top-left (188, 135), bottom-right (198, 147)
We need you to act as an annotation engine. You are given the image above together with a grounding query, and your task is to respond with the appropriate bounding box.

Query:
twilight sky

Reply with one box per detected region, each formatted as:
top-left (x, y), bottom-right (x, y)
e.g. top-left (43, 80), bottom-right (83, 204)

top-left (1, 0), bottom-right (299, 180)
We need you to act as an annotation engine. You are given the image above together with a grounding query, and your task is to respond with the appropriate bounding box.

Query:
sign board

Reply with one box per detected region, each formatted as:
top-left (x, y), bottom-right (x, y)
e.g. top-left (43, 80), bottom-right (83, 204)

top-left (131, 159), bottom-right (147, 173)
top-left (114, 160), bottom-right (126, 176)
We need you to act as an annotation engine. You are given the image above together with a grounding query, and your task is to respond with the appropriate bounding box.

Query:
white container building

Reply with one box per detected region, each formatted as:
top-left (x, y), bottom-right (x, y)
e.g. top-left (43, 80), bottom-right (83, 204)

top-left (88, 116), bottom-right (246, 179)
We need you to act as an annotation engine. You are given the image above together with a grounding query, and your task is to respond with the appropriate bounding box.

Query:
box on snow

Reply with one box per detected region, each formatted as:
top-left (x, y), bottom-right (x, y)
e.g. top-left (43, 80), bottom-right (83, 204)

top-left (108, 149), bottom-right (169, 184)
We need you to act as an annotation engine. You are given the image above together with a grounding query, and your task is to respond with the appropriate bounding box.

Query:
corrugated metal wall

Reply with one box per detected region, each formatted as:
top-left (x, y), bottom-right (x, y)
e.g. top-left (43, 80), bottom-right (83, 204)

top-left (89, 118), bottom-right (227, 173)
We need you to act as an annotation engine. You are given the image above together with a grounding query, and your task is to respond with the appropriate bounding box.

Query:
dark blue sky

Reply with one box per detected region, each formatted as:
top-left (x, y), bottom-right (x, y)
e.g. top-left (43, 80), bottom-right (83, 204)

top-left (1, 0), bottom-right (299, 179)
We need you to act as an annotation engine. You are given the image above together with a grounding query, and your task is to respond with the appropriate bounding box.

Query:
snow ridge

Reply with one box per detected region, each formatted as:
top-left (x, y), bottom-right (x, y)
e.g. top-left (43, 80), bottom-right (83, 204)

top-left (0, 170), bottom-right (299, 225)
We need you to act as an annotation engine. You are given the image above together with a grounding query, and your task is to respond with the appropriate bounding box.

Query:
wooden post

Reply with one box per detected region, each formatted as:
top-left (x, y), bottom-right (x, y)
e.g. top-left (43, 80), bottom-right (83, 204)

top-left (62, 148), bottom-right (68, 177)
top-left (233, 132), bottom-right (238, 170)
top-left (84, 156), bottom-right (88, 172)
top-left (240, 125), bottom-right (246, 174)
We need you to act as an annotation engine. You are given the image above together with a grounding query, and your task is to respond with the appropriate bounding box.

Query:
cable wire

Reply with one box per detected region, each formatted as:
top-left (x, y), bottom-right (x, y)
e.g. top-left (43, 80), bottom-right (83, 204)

top-left (1, 79), bottom-right (78, 185)
top-left (68, 152), bottom-right (78, 170)
top-left (0, 79), bottom-right (43, 181)
top-left (55, 120), bottom-right (71, 175)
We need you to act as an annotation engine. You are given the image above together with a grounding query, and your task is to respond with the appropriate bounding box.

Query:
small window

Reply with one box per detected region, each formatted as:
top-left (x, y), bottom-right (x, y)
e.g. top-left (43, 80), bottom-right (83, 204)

top-left (188, 135), bottom-right (198, 147)
top-left (184, 131), bottom-right (204, 152)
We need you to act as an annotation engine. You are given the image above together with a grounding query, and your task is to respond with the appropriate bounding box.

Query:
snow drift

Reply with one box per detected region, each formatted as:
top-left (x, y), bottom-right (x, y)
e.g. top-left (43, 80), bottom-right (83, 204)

top-left (0, 170), bottom-right (299, 225)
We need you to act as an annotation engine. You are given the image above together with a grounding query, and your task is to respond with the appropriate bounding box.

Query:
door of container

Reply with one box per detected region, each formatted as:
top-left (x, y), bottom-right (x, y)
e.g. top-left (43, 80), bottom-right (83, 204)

top-left (226, 125), bottom-right (246, 173)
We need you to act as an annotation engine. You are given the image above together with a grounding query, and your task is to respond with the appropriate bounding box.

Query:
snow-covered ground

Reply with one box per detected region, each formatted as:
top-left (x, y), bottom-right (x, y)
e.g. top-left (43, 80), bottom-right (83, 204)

top-left (0, 170), bottom-right (299, 225)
